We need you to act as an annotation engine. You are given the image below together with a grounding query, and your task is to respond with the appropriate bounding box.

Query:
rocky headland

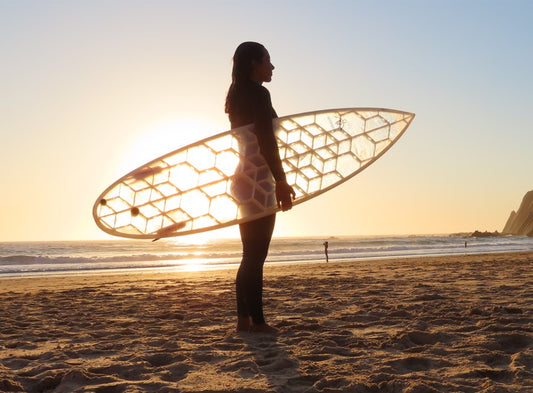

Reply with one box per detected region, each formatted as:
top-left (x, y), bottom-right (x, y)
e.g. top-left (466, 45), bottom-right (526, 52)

top-left (503, 190), bottom-right (533, 237)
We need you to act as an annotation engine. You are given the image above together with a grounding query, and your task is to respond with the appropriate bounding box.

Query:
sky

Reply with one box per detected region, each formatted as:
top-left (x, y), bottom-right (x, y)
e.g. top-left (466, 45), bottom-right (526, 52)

top-left (1, 0), bottom-right (532, 242)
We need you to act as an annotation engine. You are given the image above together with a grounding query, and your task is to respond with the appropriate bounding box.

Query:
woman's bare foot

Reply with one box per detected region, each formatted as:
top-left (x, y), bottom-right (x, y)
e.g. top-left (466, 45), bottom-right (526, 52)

top-left (250, 323), bottom-right (279, 335)
top-left (236, 316), bottom-right (253, 332)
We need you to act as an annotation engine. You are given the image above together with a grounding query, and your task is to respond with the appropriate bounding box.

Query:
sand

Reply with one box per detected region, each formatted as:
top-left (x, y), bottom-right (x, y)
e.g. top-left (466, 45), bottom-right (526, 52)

top-left (1, 252), bottom-right (532, 393)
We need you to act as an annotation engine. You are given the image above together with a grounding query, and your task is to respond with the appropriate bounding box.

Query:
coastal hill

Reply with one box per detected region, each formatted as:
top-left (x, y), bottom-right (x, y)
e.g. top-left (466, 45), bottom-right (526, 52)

top-left (503, 190), bottom-right (533, 236)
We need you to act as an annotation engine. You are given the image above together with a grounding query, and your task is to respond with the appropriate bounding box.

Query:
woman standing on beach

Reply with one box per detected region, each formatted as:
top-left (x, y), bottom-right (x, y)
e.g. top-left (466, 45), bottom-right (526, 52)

top-left (225, 42), bottom-right (295, 334)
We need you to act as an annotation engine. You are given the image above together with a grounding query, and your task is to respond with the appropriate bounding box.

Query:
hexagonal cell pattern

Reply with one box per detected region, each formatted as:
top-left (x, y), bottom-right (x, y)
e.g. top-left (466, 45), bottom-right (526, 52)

top-left (94, 108), bottom-right (414, 238)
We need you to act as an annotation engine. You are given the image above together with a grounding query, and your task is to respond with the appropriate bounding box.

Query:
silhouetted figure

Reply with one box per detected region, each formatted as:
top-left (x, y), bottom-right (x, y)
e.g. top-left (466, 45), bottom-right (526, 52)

top-left (323, 241), bottom-right (329, 263)
top-left (225, 42), bottom-right (295, 334)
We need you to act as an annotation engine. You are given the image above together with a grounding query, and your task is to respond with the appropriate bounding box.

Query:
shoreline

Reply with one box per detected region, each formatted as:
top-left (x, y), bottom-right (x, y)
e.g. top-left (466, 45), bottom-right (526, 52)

top-left (2, 246), bottom-right (531, 281)
top-left (1, 252), bottom-right (532, 392)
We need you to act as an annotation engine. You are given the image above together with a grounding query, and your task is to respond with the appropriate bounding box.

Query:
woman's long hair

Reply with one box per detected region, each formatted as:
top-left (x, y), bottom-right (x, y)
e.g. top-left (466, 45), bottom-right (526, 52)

top-left (225, 42), bottom-right (266, 115)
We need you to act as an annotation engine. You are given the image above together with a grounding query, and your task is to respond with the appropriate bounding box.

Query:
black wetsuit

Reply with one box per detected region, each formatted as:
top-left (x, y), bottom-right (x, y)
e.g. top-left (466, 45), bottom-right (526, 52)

top-left (228, 80), bottom-right (285, 324)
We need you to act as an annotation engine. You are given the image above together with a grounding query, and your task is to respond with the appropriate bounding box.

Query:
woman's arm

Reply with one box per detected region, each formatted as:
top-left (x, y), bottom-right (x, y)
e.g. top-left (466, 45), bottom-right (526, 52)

top-left (252, 86), bottom-right (286, 182)
top-left (252, 86), bottom-right (295, 210)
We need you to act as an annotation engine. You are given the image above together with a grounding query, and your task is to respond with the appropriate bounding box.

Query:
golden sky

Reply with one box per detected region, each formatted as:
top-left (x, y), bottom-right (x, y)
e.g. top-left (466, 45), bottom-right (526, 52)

top-left (2, 1), bottom-right (532, 241)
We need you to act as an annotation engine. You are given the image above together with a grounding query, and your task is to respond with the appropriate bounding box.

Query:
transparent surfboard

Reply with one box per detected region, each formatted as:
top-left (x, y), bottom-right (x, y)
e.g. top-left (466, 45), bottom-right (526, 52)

top-left (93, 108), bottom-right (415, 239)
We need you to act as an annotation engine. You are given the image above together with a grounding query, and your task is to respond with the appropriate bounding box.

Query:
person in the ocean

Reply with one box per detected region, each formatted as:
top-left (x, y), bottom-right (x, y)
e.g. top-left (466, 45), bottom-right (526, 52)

top-left (225, 41), bottom-right (295, 334)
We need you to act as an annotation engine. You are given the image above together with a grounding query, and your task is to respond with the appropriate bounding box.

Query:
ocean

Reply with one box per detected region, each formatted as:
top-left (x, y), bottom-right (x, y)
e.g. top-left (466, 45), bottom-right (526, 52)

top-left (1, 235), bottom-right (533, 278)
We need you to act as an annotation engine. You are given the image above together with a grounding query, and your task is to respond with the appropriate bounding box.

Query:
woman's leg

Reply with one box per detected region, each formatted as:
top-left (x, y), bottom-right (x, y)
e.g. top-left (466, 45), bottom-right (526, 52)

top-left (236, 214), bottom-right (276, 327)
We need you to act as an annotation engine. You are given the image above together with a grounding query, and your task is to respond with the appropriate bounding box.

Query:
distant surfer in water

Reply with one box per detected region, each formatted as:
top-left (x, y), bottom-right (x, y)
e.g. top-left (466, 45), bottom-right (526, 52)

top-left (225, 42), bottom-right (295, 334)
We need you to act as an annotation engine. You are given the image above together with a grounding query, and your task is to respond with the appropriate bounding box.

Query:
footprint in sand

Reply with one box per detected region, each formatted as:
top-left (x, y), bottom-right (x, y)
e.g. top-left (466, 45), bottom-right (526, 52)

top-left (386, 356), bottom-right (452, 374)
top-left (489, 333), bottom-right (533, 353)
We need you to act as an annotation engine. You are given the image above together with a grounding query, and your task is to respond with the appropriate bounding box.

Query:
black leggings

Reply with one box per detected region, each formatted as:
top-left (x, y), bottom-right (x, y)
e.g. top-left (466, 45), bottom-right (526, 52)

top-left (236, 214), bottom-right (276, 325)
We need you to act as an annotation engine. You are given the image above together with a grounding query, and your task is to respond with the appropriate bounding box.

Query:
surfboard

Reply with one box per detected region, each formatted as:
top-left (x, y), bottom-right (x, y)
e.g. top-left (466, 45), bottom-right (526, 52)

top-left (93, 108), bottom-right (415, 239)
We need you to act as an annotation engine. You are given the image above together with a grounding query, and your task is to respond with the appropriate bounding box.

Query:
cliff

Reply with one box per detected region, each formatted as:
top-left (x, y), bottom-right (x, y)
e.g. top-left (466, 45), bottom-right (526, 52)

top-left (502, 190), bottom-right (533, 236)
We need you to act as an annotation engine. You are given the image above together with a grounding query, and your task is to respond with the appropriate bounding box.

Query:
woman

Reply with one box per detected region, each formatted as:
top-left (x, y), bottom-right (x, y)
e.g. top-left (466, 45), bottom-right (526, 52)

top-left (225, 42), bottom-right (295, 333)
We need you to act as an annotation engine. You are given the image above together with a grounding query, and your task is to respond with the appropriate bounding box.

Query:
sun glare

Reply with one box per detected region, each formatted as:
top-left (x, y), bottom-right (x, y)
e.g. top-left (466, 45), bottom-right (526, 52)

top-left (118, 118), bottom-right (218, 175)
top-left (179, 258), bottom-right (207, 272)
top-left (169, 226), bottom-right (239, 246)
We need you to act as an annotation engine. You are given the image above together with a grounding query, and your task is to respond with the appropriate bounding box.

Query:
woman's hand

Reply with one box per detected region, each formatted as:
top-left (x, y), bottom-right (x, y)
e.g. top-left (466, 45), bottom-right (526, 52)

top-left (276, 180), bottom-right (296, 211)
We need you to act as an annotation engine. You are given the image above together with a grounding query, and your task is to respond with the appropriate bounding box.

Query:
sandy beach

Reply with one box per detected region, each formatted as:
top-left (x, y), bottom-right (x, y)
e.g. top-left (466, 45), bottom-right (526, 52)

top-left (1, 252), bottom-right (532, 393)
